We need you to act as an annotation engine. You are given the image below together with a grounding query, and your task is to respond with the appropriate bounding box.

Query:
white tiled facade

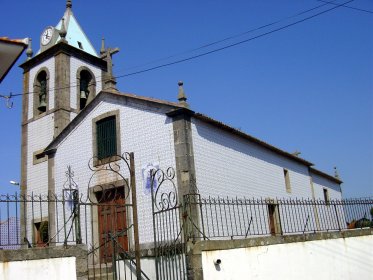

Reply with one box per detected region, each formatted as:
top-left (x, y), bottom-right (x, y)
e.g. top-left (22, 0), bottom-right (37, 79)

top-left (26, 115), bottom-right (54, 195)
top-left (24, 79), bottom-right (342, 246)
top-left (312, 173), bottom-right (342, 200)
top-left (23, 92), bottom-right (343, 246)
top-left (24, 55), bottom-right (107, 244)
top-left (191, 118), bottom-right (316, 199)
top-left (53, 96), bottom-right (176, 244)
top-left (191, 118), bottom-right (342, 237)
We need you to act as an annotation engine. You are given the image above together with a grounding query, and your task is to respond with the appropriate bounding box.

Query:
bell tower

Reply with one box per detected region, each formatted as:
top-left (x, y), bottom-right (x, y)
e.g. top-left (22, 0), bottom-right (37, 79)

top-left (19, 1), bottom-right (116, 196)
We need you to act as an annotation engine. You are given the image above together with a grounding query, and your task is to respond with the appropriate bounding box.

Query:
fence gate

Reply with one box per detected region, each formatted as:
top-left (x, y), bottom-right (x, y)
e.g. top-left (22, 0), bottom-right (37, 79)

top-left (151, 167), bottom-right (187, 280)
top-left (71, 152), bottom-right (145, 279)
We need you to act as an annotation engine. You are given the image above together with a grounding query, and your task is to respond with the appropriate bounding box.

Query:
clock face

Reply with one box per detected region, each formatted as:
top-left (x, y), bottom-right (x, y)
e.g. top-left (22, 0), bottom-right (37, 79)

top-left (41, 27), bottom-right (54, 46)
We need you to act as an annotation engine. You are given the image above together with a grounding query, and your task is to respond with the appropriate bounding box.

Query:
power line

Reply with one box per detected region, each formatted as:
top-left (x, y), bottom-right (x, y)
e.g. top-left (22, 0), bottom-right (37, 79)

top-left (3, 0), bottom-right (355, 101)
top-left (12, 0), bottom-right (339, 97)
top-left (317, 0), bottom-right (373, 14)
top-left (122, 0), bottom-right (339, 72)
top-left (117, 0), bottom-right (355, 78)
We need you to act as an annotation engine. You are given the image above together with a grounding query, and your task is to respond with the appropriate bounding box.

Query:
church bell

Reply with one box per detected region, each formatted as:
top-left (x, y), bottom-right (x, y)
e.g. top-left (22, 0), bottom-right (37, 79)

top-left (38, 100), bottom-right (47, 111)
top-left (80, 90), bottom-right (88, 100)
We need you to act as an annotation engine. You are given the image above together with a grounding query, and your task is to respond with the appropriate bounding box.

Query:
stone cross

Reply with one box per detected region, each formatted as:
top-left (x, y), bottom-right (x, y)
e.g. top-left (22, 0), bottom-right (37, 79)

top-left (100, 38), bottom-right (119, 90)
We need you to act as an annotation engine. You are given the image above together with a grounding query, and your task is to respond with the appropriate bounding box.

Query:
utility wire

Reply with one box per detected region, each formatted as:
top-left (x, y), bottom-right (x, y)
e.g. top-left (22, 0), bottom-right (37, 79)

top-left (116, 0), bottom-right (355, 78)
top-left (2, 0), bottom-right (355, 101)
top-left (122, 0), bottom-right (339, 72)
top-left (4, 0), bottom-right (338, 99)
top-left (317, 0), bottom-right (373, 14)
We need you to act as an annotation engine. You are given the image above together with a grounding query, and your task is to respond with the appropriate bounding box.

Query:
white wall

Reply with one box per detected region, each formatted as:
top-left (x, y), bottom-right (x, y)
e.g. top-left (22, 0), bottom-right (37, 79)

top-left (27, 115), bottom-right (54, 194)
top-left (202, 234), bottom-right (373, 280)
top-left (0, 257), bottom-right (76, 280)
top-left (192, 118), bottom-right (313, 199)
top-left (54, 95), bottom-right (177, 245)
top-left (312, 173), bottom-right (342, 200)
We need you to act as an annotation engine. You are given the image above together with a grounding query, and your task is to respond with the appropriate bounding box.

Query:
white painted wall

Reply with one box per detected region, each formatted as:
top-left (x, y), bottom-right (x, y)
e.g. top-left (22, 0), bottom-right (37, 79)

top-left (54, 95), bottom-right (176, 245)
top-left (202, 234), bottom-right (373, 280)
top-left (0, 257), bottom-right (76, 280)
top-left (116, 257), bottom-right (157, 280)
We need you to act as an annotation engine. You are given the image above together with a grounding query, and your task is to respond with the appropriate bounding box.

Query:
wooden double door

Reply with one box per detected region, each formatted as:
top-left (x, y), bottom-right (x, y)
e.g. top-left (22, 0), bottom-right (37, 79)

top-left (97, 187), bottom-right (129, 263)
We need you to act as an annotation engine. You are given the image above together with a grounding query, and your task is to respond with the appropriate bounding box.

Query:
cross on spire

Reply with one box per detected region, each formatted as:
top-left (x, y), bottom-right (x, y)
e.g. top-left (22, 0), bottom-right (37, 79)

top-left (100, 38), bottom-right (120, 90)
top-left (66, 0), bottom-right (72, 9)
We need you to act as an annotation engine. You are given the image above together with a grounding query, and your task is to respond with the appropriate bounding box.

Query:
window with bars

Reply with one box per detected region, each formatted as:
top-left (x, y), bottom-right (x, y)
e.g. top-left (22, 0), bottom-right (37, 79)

top-left (96, 116), bottom-right (117, 160)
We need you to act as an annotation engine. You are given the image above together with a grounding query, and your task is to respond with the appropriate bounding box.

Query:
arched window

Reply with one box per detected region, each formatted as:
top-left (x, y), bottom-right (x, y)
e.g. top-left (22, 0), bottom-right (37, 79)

top-left (78, 69), bottom-right (95, 110)
top-left (34, 70), bottom-right (48, 115)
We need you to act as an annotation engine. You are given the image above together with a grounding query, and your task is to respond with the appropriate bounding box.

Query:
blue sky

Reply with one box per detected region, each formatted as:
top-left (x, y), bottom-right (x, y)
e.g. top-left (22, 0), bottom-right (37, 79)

top-left (0, 0), bottom-right (372, 198)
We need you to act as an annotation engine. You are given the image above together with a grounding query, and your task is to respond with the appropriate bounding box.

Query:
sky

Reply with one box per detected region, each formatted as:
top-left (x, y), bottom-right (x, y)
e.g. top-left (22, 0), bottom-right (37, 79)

top-left (0, 0), bottom-right (372, 198)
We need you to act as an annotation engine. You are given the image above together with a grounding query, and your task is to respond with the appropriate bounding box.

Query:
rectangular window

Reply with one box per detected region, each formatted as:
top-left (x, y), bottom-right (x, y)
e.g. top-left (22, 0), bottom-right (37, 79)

top-left (33, 149), bottom-right (47, 165)
top-left (323, 188), bottom-right (330, 205)
top-left (284, 169), bottom-right (291, 193)
top-left (96, 116), bottom-right (117, 160)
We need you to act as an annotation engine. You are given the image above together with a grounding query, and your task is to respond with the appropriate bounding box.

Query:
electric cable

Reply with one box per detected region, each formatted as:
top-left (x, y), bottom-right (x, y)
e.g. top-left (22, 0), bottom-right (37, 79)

top-left (1, 0), bottom-right (355, 102)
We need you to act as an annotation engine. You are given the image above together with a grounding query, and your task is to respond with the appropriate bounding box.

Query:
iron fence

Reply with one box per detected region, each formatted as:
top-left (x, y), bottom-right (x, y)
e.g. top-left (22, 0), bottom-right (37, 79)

top-left (184, 195), bottom-right (373, 240)
top-left (0, 153), bottom-right (147, 280)
top-left (151, 167), bottom-right (187, 280)
top-left (0, 186), bottom-right (372, 280)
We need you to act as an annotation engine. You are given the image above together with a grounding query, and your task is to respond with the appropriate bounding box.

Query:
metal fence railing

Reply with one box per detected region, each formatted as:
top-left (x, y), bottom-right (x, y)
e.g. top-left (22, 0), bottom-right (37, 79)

top-left (184, 195), bottom-right (373, 240)
top-left (0, 190), bottom-right (141, 280)
top-left (1, 194), bottom-right (372, 248)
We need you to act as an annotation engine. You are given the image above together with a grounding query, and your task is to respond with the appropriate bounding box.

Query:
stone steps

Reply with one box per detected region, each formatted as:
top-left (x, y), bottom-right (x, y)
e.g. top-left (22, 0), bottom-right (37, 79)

top-left (88, 263), bottom-right (114, 280)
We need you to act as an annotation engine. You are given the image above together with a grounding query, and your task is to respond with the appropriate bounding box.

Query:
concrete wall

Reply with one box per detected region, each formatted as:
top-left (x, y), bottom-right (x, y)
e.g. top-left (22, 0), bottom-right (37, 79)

top-left (0, 245), bottom-right (87, 280)
top-left (116, 257), bottom-right (157, 280)
top-left (194, 229), bottom-right (373, 280)
top-left (0, 257), bottom-right (77, 280)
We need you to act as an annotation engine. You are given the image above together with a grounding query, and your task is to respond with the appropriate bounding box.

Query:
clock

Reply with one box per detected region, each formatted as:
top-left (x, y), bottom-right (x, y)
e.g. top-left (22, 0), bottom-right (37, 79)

top-left (41, 27), bottom-right (54, 46)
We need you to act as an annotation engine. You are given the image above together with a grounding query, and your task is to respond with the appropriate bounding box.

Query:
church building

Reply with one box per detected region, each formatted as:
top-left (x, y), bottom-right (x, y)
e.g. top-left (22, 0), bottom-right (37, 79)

top-left (18, 0), bottom-right (343, 264)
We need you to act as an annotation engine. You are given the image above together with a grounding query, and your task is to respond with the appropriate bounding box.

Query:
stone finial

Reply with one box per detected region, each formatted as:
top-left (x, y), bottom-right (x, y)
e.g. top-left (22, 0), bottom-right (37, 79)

top-left (59, 18), bottom-right (67, 42)
top-left (334, 166), bottom-right (340, 179)
top-left (66, 0), bottom-right (72, 9)
top-left (26, 38), bottom-right (33, 60)
top-left (292, 150), bottom-right (301, 157)
top-left (100, 37), bottom-right (105, 55)
top-left (177, 81), bottom-right (189, 108)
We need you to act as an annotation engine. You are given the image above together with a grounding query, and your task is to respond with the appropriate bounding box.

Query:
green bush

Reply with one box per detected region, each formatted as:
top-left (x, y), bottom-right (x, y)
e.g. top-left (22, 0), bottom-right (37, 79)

top-left (355, 218), bottom-right (372, 228)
